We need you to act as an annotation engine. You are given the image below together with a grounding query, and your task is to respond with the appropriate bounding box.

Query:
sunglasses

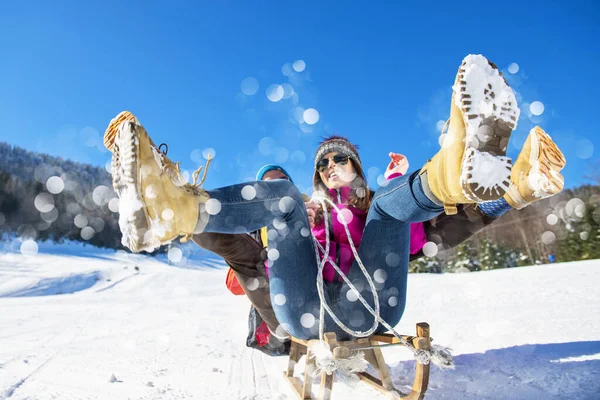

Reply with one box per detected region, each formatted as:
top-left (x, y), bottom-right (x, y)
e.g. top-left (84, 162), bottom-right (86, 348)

top-left (316, 154), bottom-right (350, 172)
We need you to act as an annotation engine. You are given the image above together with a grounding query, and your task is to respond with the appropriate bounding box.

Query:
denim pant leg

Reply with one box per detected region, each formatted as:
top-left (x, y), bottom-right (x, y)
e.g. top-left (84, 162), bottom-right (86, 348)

top-left (199, 180), bottom-right (324, 340)
top-left (334, 171), bottom-right (444, 339)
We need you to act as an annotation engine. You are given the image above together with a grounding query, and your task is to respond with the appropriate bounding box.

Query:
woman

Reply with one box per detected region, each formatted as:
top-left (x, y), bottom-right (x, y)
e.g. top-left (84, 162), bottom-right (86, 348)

top-left (105, 54), bottom-right (565, 342)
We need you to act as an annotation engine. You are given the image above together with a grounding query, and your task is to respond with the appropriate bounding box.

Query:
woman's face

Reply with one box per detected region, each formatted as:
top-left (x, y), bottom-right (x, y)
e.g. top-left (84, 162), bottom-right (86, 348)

top-left (317, 152), bottom-right (357, 189)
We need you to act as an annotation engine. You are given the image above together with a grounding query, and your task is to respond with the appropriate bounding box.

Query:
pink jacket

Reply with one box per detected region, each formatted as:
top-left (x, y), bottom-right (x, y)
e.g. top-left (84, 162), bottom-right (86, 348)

top-left (312, 175), bottom-right (427, 283)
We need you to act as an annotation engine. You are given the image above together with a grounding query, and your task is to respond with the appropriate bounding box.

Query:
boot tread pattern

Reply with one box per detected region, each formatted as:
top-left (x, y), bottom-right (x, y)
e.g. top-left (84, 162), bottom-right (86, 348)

top-left (455, 54), bottom-right (520, 201)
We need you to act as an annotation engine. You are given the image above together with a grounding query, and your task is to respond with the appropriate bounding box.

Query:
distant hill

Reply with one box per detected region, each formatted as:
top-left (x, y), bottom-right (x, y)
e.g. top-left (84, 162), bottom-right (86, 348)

top-left (0, 142), bottom-right (122, 250)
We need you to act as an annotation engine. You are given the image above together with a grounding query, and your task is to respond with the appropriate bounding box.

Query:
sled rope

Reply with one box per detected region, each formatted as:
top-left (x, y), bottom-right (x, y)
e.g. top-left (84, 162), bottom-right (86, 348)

top-left (309, 193), bottom-right (454, 375)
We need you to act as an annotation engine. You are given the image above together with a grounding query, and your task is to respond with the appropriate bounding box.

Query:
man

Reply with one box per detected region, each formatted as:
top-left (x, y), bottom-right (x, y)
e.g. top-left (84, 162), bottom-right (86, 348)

top-left (192, 164), bottom-right (294, 356)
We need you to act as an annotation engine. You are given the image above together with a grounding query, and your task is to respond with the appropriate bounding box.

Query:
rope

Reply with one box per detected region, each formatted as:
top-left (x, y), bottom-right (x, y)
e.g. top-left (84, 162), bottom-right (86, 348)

top-left (308, 191), bottom-right (454, 374)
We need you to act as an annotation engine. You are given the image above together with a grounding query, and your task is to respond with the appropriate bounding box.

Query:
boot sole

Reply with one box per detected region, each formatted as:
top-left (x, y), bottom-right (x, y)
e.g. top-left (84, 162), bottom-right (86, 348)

top-left (455, 55), bottom-right (520, 201)
top-left (111, 121), bottom-right (155, 253)
top-left (527, 126), bottom-right (566, 194)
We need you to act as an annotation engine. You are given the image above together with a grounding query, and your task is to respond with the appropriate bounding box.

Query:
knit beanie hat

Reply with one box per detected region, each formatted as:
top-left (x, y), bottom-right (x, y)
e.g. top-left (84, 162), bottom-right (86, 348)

top-left (313, 136), bottom-right (362, 170)
top-left (256, 164), bottom-right (294, 183)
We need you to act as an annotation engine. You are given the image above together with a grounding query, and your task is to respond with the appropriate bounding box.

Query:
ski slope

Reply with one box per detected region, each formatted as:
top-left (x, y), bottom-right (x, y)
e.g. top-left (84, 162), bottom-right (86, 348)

top-left (0, 243), bottom-right (599, 400)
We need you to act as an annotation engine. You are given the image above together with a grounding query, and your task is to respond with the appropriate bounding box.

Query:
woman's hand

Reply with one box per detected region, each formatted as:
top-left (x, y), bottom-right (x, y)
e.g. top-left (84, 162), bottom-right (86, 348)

top-left (305, 200), bottom-right (320, 229)
top-left (384, 152), bottom-right (409, 178)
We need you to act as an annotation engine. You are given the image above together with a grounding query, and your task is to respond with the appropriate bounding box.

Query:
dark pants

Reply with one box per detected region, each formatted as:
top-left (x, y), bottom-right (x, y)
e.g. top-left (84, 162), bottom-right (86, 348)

top-left (191, 233), bottom-right (280, 332)
top-left (193, 204), bottom-right (498, 333)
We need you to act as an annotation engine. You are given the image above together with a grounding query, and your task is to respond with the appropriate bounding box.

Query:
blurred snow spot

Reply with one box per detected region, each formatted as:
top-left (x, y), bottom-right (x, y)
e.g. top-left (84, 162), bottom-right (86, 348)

top-left (349, 311), bottom-right (365, 327)
top-left (423, 241), bottom-right (438, 257)
top-left (291, 150), bottom-right (306, 164)
top-left (388, 296), bottom-right (398, 307)
top-left (268, 249), bottom-right (280, 261)
top-left (300, 313), bottom-right (315, 328)
top-left (74, 214), bottom-right (88, 228)
top-left (108, 198), bottom-right (120, 213)
top-left (241, 77), bottom-right (259, 95)
top-left (168, 247), bottom-right (183, 263)
top-left (289, 107), bottom-right (305, 124)
top-left (293, 60), bottom-right (306, 72)
top-left (203, 148), bottom-right (216, 160)
top-left (162, 208), bottom-right (174, 221)
top-left (374, 269), bottom-right (388, 283)
top-left (259, 137), bottom-right (276, 156)
top-left (93, 185), bottom-right (112, 206)
top-left (275, 147), bottom-right (289, 163)
top-left (337, 208), bottom-right (354, 224)
top-left (436, 119), bottom-right (446, 132)
top-left (190, 149), bottom-right (204, 164)
top-left (530, 101), bottom-right (545, 116)
top-left (41, 208), bottom-right (59, 223)
top-left (575, 139), bottom-right (594, 159)
top-left (205, 199), bottom-right (222, 215)
top-left (541, 231), bottom-right (556, 245)
top-left (20, 240), bottom-right (38, 256)
top-left (241, 185), bottom-right (257, 200)
top-left (279, 196), bottom-right (295, 213)
top-left (580, 231), bottom-right (589, 241)
top-left (282, 63), bottom-right (293, 77)
top-left (346, 289), bottom-right (359, 302)
top-left (246, 278), bottom-right (259, 291)
top-left (34, 193), bottom-right (55, 213)
top-left (274, 293), bottom-right (287, 306)
top-left (273, 218), bottom-right (287, 230)
top-left (281, 83), bottom-right (294, 99)
top-left (303, 108), bottom-right (319, 125)
top-left (508, 63), bottom-right (520, 74)
top-left (46, 176), bottom-right (65, 194)
top-left (266, 84), bottom-right (284, 102)
top-left (385, 252), bottom-right (400, 267)
top-left (81, 226), bottom-right (95, 240)
top-left (546, 213), bottom-right (558, 225)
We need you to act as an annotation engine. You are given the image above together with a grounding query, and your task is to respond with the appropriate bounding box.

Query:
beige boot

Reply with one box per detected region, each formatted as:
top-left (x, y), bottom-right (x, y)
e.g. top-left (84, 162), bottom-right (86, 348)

top-left (504, 126), bottom-right (566, 209)
top-left (104, 111), bottom-right (211, 253)
top-left (422, 54), bottom-right (520, 215)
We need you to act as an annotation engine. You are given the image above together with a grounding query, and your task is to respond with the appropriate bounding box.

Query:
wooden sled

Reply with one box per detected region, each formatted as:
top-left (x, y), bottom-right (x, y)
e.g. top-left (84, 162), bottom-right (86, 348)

top-left (284, 322), bottom-right (431, 400)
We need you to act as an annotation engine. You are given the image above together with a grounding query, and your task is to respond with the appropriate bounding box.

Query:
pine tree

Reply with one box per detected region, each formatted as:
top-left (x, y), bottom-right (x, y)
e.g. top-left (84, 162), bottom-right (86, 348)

top-left (478, 237), bottom-right (521, 270)
top-left (409, 256), bottom-right (442, 273)
top-left (446, 241), bottom-right (481, 272)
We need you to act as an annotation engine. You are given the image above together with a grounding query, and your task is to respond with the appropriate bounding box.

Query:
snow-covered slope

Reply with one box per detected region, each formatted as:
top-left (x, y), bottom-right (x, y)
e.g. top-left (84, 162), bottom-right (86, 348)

top-left (0, 245), bottom-right (598, 399)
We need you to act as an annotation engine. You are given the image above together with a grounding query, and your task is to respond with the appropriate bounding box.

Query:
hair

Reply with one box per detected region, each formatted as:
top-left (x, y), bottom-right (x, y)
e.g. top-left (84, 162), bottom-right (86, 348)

top-left (312, 136), bottom-right (372, 225)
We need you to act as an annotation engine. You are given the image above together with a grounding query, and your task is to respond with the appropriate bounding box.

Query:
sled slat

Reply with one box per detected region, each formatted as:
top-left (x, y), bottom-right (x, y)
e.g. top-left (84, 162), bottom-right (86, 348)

top-left (370, 333), bottom-right (421, 347)
top-left (358, 372), bottom-right (403, 399)
top-left (285, 375), bottom-right (311, 399)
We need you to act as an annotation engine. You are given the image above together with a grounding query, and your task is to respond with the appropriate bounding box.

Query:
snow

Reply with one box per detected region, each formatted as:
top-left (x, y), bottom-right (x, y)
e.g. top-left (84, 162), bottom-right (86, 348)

top-left (0, 242), bottom-right (599, 399)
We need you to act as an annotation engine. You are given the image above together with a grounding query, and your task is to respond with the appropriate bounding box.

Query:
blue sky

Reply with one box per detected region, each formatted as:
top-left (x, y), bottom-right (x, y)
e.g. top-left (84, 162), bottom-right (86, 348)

top-left (1, 0), bottom-right (598, 195)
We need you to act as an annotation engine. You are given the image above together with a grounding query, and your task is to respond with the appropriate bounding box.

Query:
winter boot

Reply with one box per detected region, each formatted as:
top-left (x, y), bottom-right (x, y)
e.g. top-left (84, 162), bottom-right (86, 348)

top-left (104, 111), bottom-right (210, 253)
top-left (504, 126), bottom-right (566, 209)
top-left (421, 54), bottom-right (520, 215)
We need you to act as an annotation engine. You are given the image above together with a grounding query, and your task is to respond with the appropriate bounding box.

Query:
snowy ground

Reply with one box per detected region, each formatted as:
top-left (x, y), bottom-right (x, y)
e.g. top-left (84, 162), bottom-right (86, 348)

top-left (0, 243), bottom-right (599, 400)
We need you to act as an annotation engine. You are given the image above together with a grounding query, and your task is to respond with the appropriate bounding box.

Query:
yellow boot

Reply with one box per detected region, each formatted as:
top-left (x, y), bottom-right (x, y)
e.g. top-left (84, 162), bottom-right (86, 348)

top-left (104, 111), bottom-right (210, 253)
top-left (504, 126), bottom-right (566, 209)
top-left (422, 54), bottom-right (519, 215)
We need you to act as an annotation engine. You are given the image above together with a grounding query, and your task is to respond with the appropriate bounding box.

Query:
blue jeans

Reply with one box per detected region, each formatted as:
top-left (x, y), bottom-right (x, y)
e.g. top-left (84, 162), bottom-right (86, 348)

top-left (200, 170), bottom-right (443, 340)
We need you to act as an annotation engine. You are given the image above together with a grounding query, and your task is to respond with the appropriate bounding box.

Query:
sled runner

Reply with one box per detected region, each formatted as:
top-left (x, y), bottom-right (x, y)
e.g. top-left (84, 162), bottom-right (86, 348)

top-left (284, 322), bottom-right (431, 400)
